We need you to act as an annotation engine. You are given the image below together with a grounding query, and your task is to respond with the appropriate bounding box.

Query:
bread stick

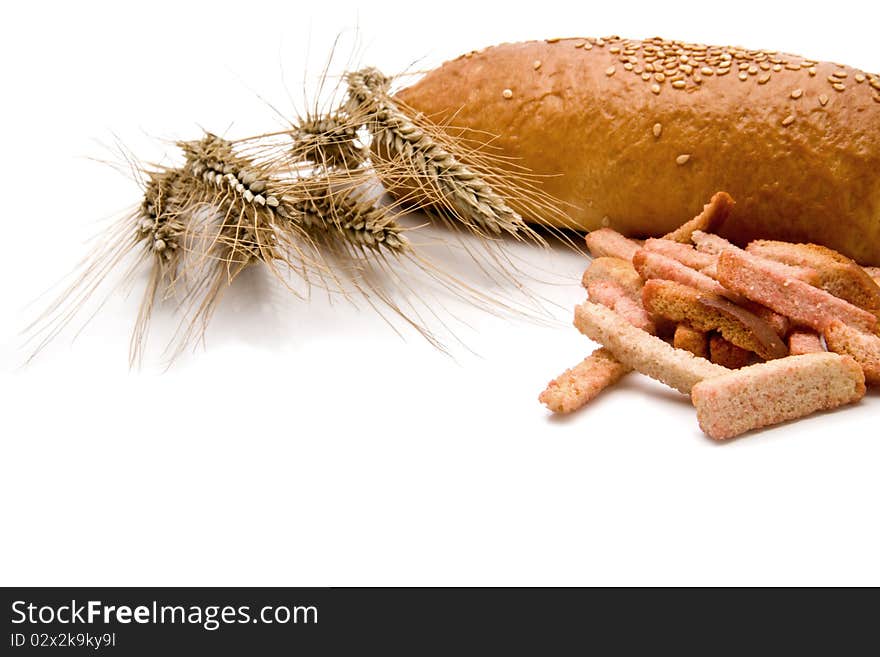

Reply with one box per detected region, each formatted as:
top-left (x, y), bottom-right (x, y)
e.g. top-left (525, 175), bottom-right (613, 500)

top-left (716, 249), bottom-right (878, 334)
top-left (574, 301), bottom-right (729, 394)
top-left (787, 330), bottom-right (825, 355)
top-left (673, 324), bottom-right (708, 359)
top-left (584, 228), bottom-right (641, 261)
top-left (539, 348), bottom-right (630, 413)
top-left (643, 238), bottom-right (715, 271)
top-left (746, 240), bottom-right (880, 318)
top-left (691, 353), bottom-right (865, 440)
top-left (823, 321), bottom-right (880, 385)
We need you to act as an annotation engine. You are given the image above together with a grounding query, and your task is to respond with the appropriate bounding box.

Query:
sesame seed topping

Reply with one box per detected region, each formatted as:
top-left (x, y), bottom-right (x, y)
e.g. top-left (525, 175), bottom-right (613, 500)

top-left (781, 115), bottom-right (795, 127)
top-left (819, 94), bottom-right (829, 106)
top-left (808, 67), bottom-right (817, 76)
top-left (672, 79), bottom-right (686, 89)
top-left (759, 62), bottom-right (771, 71)
top-left (642, 73), bottom-right (652, 81)
top-left (606, 65), bottom-right (616, 76)
top-left (583, 42), bottom-right (593, 50)
top-left (758, 73), bottom-right (771, 84)
top-left (791, 88), bottom-right (803, 99)
top-left (855, 73), bottom-right (866, 83)
top-left (546, 37), bottom-right (560, 43)
top-left (748, 65), bottom-right (758, 75)
top-left (653, 123), bottom-right (662, 138)
top-left (533, 60), bottom-right (542, 70)
top-left (833, 82), bottom-right (846, 92)
top-left (873, 94), bottom-right (880, 103)
top-left (828, 75), bottom-right (841, 83)
top-left (772, 64), bottom-right (783, 72)
top-left (701, 66), bottom-right (714, 75)
top-left (676, 154), bottom-right (691, 166)
top-left (654, 72), bottom-right (666, 82)
top-left (870, 79), bottom-right (880, 90)
top-left (609, 46), bottom-right (621, 54)
top-left (502, 88), bottom-right (513, 99)
top-left (574, 41), bottom-right (585, 49)
top-left (738, 72), bottom-right (749, 81)
top-left (651, 83), bottom-right (661, 94)
top-left (834, 70), bottom-right (848, 78)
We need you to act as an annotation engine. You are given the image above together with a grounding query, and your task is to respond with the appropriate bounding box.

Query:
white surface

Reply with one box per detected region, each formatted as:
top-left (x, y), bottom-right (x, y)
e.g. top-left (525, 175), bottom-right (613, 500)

top-left (1, 0), bottom-right (878, 586)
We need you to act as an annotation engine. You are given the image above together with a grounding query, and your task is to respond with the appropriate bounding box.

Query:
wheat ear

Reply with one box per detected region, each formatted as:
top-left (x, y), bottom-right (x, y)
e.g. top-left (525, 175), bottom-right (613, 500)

top-left (344, 68), bottom-right (530, 238)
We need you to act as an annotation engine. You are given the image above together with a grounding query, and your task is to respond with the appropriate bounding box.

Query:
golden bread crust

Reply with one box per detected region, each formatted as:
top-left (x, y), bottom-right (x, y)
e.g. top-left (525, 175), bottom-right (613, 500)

top-left (395, 37), bottom-right (880, 264)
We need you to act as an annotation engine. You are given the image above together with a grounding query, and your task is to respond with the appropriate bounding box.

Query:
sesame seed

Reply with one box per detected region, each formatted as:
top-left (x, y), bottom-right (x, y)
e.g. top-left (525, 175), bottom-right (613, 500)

top-left (833, 82), bottom-right (846, 92)
top-left (871, 79), bottom-right (880, 90)
top-left (624, 63), bottom-right (633, 71)
top-left (874, 94), bottom-right (880, 103)
top-left (680, 64), bottom-right (693, 74)
top-left (583, 42), bottom-right (593, 50)
top-left (748, 65), bottom-right (758, 75)
top-left (772, 64), bottom-right (783, 72)
top-left (654, 72), bottom-right (666, 82)
top-left (672, 79), bottom-right (686, 89)
top-left (642, 73), bottom-right (652, 81)
top-left (609, 46), bottom-right (620, 54)
top-left (546, 37), bottom-right (560, 43)
top-left (855, 73), bottom-right (866, 83)
top-left (819, 94), bottom-right (829, 106)
top-left (574, 41), bottom-right (585, 49)
top-left (502, 88), bottom-right (513, 99)
top-left (791, 88), bottom-right (803, 99)
top-left (828, 75), bottom-right (840, 83)
top-left (716, 68), bottom-right (730, 76)
top-left (606, 65), bottom-right (616, 76)
top-left (676, 154), bottom-right (691, 166)
top-left (601, 216), bottom-right (610, 227)
top-left (781, 115), bottom-right (795, 127)
top-left (785, 63), bottom-right (801, 71)
top-left (738, 72), bottom-right (749, 81)
top-left (834, 70), bottom-right (848, 78)
top-left (759, 62), bottom-right (771, 71)
top-left (701, 66), bottom-right (714, 76)
top-left (808, 67), bottom-right (817, 76)
top-left (533, 60), bottom-right (541, 70)
top-left (653, 123), bottom-right (662, 138)
top-left (758, 73), bottom-right (771, 84)
top-left (651, 83), bottom-right (661, 94)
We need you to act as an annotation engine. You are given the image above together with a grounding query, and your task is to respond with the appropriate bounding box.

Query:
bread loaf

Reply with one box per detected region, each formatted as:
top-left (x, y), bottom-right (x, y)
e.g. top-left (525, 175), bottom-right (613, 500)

top-left (395, 37), bottom-right (880, 264)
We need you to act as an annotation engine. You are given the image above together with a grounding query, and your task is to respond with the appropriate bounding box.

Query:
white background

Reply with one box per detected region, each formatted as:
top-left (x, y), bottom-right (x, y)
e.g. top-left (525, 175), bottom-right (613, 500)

top-left (1, 1), bottom-right (878, 586)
